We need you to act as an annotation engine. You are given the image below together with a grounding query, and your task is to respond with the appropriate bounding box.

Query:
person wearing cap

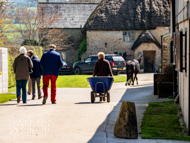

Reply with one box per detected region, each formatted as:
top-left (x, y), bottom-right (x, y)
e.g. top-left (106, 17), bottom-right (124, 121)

top-left (93, 52), bottom-right (113, 101)
top-left (27, 50), bottom-right (33, 95)
top-left (30, 53), bottom-right (42, 100)
top-left (13, 46), bottom-right (33, 104)
top-left (40, 44), bottom-right (63, 104)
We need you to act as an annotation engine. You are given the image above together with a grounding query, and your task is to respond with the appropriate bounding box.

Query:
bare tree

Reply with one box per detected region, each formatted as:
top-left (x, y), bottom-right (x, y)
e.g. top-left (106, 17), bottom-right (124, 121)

top-left (15, 5), bottom-right (67, 47)
top-left (0, 0), bottom-right (14, 46)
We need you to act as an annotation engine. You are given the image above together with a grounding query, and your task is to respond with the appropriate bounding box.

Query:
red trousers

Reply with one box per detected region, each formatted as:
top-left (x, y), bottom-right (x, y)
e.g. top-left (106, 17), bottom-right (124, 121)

top-left (43, 75), bottom-right (57, 102)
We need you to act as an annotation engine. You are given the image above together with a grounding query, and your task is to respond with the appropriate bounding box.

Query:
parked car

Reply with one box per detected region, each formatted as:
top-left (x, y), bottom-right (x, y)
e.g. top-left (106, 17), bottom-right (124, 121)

top-left (59, 61), bottom-right (71, 75)
top-left (73, 54), bottom-right (126, 75)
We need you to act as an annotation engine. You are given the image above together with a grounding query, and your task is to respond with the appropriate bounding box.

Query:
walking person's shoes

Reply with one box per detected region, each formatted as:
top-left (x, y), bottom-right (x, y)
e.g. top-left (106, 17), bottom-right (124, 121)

top-left (52, 102), bottom-right (56, 104)
top-left (42, 96), bottom-right (48, 105)
top-left (17, 96), bottom-right (21, 103)
top-left (32, 96), bottom-right (35, 100)
top-left (27, 92), bottom-right (31, 95)
top-left (38, 96), bottom-right (42, 99)
top-left (23, 102), bottom-right (27, 104)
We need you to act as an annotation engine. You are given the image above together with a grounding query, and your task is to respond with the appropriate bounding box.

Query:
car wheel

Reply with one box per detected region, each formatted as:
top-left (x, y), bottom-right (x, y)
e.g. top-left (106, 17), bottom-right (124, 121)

top-left (74, 67), bottom-right (81, 75)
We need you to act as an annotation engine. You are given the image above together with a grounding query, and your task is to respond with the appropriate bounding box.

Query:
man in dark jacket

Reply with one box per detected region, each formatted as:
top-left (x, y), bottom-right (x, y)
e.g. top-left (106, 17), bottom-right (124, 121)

top-left (30, 54), bottom-right (42, 100)
top-left (13, 46), bottom-right (33, 104)
top-left (40, 44), bottom-right (63, 104)
top-left (93, 52), bottom-right (113, 77)
top-left (93, 52), bottom-right (113, 101)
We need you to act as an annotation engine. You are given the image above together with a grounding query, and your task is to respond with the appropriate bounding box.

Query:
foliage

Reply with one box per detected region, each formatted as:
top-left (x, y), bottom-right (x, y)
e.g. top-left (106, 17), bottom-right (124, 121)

top-left (8, 46), bottom-right (43, 88)
top-left (140, 64), bottom-right (144, 69)
top-left (77, 38), bottom-right (87, 61)
top-left (0, 0), bottom-right (15, 46)
top-left (21, 39), bottom-right (39, 46)
top-left (141, 101), bottom-right (190, 141)
top-left (15, 6), bottom-right (66, 48)
top-left (0, 93), bottom-right (16, 103)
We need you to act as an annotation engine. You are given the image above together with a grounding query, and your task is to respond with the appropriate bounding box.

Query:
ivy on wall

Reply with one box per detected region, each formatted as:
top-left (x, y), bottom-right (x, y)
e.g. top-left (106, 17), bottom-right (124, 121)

top-left (77, 38), bottom-right (87, 61)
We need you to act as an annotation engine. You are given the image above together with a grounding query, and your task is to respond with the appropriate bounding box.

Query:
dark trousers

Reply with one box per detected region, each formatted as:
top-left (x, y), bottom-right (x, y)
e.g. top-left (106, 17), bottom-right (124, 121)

top-left (16, 80), bottom-right (28, 103)
top-left (31, 78), bottom-right (41, 98)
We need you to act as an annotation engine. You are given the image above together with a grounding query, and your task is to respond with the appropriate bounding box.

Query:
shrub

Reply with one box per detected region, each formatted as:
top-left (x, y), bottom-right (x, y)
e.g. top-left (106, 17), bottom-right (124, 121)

top-left (21, 39), bottom-right (39, 46)
top-left (140, 64), bottom-right (144, 69)
top-left (77, 38), bottom-right (87, 61)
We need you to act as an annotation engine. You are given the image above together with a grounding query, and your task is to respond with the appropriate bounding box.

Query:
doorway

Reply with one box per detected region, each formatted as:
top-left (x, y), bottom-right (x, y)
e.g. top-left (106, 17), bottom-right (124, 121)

top-left (143, 51), bottom-right (155, 73)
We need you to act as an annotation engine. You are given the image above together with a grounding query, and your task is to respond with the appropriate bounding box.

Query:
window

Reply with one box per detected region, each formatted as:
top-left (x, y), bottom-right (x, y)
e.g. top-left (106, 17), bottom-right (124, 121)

top-left (123, 31), bottom-right (136, 42)
top-left (114, 52), bottom-right (127, 60)
top-left (91, 57), bottom-right (98, 62)
top-left (85, 58), bottom-right (91, 63)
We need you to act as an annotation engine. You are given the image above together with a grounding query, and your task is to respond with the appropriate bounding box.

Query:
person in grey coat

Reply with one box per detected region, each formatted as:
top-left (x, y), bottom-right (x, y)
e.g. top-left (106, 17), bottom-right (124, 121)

top-left (13, 46), bottom-right (33, 104)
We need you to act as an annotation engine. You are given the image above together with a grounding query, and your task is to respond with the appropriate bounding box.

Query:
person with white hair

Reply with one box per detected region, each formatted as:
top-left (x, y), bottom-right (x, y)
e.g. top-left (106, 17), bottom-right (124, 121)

top-left (93, 52), bottom-right (113, 101)
top-left (13, 46), bottom-right (33, 104)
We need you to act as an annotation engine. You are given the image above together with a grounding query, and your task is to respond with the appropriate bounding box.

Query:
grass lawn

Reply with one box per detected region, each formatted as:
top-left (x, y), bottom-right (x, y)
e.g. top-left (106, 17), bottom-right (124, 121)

top-left (141, 101), bottom-right (190, 141)
top-left (56, 75), bottom-right (126, 88)
top-left (0, 93), bottom-right (16, 103)
top-left (8, 75), bottom-right (126, 91)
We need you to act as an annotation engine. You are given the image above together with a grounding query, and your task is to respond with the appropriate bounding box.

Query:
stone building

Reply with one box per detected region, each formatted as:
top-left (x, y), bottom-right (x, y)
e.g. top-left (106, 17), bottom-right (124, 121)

top-left (161, 33), bottom-right (171, 71)
top-left (38, 1), bottom-right (99, 65)
top-left (83, 0), bottom-right (170, 72)
top-left (170, 0), bottom-right (190, 133)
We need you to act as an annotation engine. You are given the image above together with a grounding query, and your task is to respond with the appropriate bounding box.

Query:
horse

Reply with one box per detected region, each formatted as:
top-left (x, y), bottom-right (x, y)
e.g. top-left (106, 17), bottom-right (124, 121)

top-left (125, 56), bottom-right (142, 86)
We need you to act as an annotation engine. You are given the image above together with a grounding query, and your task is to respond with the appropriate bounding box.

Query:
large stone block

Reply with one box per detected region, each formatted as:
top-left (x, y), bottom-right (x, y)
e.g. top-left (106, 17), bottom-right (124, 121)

top-left (114, 102), bottom-right (138, 139)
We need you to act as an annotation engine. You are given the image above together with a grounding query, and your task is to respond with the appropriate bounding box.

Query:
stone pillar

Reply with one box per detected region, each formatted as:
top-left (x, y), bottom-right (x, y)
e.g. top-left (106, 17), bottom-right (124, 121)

top-left (0, 47), bottom-right (8, 93)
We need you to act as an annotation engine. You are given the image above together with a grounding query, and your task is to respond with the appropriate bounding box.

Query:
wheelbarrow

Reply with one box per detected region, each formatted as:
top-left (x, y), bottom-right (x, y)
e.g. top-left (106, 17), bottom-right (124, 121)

top-left (87, 77), bottom-right (114, 103)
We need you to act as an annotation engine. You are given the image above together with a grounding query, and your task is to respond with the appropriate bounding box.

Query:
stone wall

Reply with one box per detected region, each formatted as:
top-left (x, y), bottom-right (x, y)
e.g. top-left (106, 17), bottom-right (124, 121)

top-left (134, 43), bottom-right (161, 72)
top-left (162, 33), bottom-right (171, 70)
top-left (150, 27), bottom-right (169, 43)
top-left (0, 48), bottom-right (8, 93)
top-left (82, 30), bottom-right (143, 59)
top-left (84, 27), bottom-right (169, 60)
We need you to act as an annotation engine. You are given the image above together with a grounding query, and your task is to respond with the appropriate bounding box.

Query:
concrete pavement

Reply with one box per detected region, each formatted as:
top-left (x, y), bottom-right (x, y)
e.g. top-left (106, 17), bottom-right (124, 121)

top-left (0, 73), bottom-right (189, 143)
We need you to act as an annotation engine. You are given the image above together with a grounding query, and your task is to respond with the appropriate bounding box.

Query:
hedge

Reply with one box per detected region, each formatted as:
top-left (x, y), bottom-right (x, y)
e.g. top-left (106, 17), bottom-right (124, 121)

top-left (8, 46), bottom-right (43, 88)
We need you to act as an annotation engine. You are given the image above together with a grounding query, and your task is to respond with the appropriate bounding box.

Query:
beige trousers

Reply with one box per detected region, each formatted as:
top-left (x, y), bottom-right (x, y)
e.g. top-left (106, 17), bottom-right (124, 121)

top-left (28, 77), bottom-right (32, 94)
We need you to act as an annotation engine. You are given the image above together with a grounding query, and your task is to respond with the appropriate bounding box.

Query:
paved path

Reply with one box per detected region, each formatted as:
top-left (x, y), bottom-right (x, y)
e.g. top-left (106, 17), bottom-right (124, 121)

top-left (0, 74), bottom-right (189, 143)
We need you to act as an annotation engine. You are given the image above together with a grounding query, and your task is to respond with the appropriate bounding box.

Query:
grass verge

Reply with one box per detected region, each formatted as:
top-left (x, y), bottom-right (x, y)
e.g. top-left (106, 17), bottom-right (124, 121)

top-left (141, 101), bottom-right (190, 141)
top-left (8, 75), bottom-right (126, 91)
top-left (56, 75), bottom-right (126, 88)
top-left (0, 93), bottom-right (16, 103)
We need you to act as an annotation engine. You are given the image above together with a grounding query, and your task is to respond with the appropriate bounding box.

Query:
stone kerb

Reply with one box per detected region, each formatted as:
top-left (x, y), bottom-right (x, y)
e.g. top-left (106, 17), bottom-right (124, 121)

top-left (0, 47), bottom-right (8, 93)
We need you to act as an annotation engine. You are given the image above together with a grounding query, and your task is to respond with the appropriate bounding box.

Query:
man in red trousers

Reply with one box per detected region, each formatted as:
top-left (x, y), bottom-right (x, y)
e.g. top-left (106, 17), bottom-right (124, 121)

top-left (40, 44), bottom-right (63, 104)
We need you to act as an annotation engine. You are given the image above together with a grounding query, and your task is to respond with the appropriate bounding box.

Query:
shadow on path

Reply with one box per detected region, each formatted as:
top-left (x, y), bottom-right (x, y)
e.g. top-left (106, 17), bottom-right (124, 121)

top-left (87, 85), bottom-right (163, 143)
top-left (0, 103), bottom-right (17, 106)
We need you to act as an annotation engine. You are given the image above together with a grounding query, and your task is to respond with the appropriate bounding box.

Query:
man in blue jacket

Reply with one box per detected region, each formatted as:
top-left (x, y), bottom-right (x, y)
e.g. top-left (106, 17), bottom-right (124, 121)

top-left (29, 53), bottom-right (42, 100)
top-left (40, 44), bottom-right (63, 104)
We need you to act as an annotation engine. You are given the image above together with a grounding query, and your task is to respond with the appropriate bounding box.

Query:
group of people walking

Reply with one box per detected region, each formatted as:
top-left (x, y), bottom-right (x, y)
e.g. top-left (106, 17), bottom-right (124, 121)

top-left (13, 44), bottom-right (63, 104)
top-left (13, 43), bottom-right (114, 104)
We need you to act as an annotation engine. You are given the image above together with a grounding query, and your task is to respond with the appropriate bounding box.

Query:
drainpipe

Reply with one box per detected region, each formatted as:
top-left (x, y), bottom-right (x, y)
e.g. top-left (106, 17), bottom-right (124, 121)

top-left (161, 35), bottom-right (163, 73)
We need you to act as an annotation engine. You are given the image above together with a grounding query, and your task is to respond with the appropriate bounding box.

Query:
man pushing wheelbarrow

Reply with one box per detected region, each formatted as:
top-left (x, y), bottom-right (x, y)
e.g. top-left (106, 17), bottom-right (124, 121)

top-left (87, 52), bottom-right (113, 103)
